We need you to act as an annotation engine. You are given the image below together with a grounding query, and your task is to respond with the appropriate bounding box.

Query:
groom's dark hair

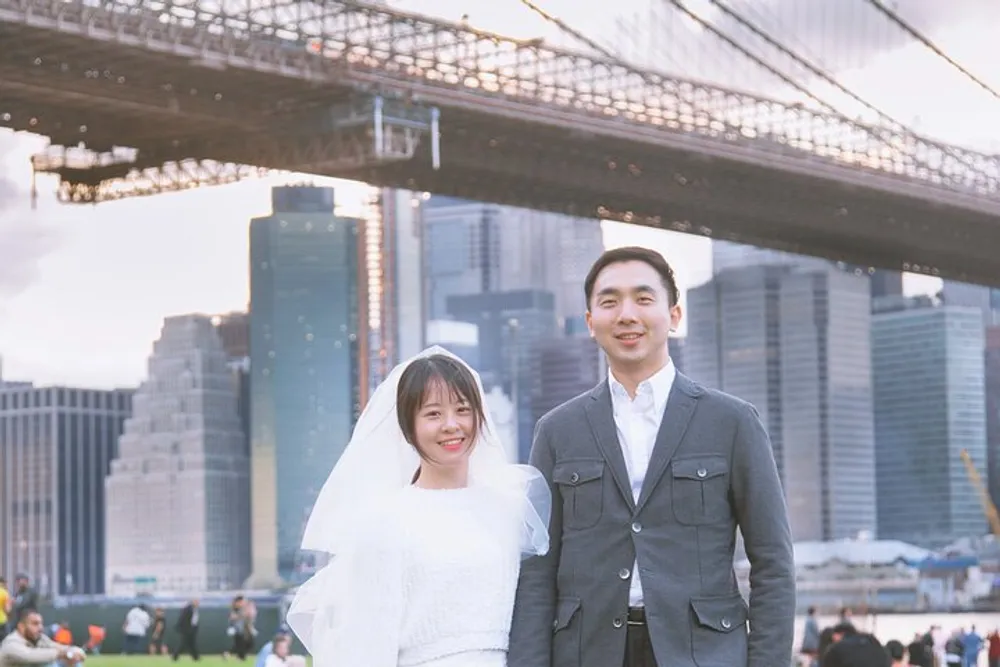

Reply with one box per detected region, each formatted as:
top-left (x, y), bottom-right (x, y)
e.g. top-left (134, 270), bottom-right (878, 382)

top-left (397, 354), bottom-right (488, 481)
top-left (584, 246), bottom-right (679, 308)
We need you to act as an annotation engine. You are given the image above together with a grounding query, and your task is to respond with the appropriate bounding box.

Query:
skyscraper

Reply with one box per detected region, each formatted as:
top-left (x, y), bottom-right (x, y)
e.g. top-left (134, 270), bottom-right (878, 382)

top-left (374, 189), bottom-right (426, 380)
top-left (247, 186), bottom-right (368, 585)
top-left (873, 298), bottom-right (987, 548)
top-left (0, 384), bottom-right (132, 594)
top-left (421, 197), bottom-right (604, 328)
top-left (105, 315), bottom-right (251, 595)
top-left (687, 264), bottom-right (876, 541)
top-left (780, 267), bottom-right (876, 542)
top-left (445, 290), bottom-right (558, 463)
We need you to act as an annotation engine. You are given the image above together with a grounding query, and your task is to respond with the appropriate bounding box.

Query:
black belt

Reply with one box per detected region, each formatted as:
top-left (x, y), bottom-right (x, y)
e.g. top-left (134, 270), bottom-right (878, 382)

top-left (627, 607), bottom-right (646, 626)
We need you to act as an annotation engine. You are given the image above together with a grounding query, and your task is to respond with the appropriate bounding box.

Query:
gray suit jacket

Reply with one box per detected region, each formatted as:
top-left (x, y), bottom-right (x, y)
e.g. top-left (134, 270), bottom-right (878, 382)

top-left (510, 372), bottom-right (795, 667)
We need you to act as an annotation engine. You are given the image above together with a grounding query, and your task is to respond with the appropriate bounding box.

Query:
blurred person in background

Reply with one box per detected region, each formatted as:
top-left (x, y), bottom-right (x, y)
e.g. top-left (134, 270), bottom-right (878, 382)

top-left (149, 609), bottom-right (167, 656)
top-left (800, 607), bottom-right (820, 663)
top-left (884, 639), bottom-right (910, 667)
top-left (987, 628), bottom-right (1000, 667)
top-left (0, 610), bottom-right (84, 667)
top-left (0, 579), bottom-right (10, 642)
top-left (820, 632), bottom-right (889, 667)
top-left (121, 603), bottom-right (150, 654)
top-left (172, 599), bottom-right (200, 662)
top-left (226, 596), bottom-right (257, 661)
top-left (262, 635), bottom-right (305, 667)
top-left (51, 624), bottom-right (71, 647)
top-left (10, 577), bottom-right (36, 624)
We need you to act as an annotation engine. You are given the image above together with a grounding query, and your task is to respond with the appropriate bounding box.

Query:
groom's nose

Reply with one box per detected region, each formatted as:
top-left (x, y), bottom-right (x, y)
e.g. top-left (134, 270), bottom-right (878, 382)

top-left (617, 298), bottom-right (640, 322)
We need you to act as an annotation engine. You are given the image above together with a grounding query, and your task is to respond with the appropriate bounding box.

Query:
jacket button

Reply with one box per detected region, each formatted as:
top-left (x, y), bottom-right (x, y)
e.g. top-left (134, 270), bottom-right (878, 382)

top-left (552, 619), bottom-right (559, 629)
top-left (721, 618), bottom-right (732, 629)
top-left (631, 521), bottom-right (642, 533)
top-left (618, 568), bottom-right (630, 580)
top-left (697, 468), bottom-right (707, 478)
top-left (570, 472), bottom-right (580, 483)
top-left (613, 617), bottom-right (624, 628)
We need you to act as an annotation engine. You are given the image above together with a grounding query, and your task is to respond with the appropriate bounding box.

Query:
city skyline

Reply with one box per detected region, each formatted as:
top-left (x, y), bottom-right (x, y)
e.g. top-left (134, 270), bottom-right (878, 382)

top-left (3, 0), bottom-right (995, 389)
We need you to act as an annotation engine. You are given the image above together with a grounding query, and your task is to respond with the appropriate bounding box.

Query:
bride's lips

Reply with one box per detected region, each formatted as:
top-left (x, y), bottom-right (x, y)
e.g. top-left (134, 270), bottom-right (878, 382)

top-left (439, 437), bottom-right (465, 452)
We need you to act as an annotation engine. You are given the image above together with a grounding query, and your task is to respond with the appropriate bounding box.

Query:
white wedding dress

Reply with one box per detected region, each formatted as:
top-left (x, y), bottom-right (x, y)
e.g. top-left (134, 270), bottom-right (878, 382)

top-left (295, 483), bottom-right (524, 667)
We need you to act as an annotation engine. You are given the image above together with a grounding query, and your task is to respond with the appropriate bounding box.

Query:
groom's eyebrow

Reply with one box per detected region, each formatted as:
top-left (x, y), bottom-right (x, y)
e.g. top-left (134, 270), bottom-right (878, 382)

top-left (597, 285), bottom-right (656, 297)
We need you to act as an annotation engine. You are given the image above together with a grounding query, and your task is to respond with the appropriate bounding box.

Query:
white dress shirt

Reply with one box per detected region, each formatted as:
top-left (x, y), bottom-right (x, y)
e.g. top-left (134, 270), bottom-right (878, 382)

top-left (609, 359), bottom-right (676, 608)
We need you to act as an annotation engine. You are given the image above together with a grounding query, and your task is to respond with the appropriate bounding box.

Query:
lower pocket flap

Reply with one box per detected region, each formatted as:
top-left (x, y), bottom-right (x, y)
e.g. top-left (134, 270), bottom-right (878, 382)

top-left (690, 594), bottom-right (747, 633)
top-left (553, 597), bottom-right (581, 632)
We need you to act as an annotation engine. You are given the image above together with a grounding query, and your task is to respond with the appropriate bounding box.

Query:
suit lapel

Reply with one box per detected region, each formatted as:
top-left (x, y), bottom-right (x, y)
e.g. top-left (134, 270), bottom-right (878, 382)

top-left (635, 373), bottom-right (701, 513)
top-left (584, 382), bottom-right (635, 510)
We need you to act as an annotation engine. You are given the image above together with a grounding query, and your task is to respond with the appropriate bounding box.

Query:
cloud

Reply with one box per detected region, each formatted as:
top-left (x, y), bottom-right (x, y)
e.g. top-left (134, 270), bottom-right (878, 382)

top-left (0, 132), bottom-right (62, 299)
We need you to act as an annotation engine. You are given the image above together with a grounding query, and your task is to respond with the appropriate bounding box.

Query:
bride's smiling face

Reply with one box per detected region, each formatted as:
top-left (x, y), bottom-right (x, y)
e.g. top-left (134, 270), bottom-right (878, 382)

top-left (412, 379), bottom-right (477, 466)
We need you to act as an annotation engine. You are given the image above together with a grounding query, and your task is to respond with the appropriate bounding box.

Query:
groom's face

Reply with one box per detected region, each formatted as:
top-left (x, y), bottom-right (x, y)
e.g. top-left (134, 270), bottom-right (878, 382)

top-left (586, 260), bottom-right (680, 373)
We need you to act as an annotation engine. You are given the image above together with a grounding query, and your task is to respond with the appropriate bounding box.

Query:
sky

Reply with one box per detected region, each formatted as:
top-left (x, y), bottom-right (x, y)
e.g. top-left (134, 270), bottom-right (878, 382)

top-left (0, 0), bottom-right (998, 389)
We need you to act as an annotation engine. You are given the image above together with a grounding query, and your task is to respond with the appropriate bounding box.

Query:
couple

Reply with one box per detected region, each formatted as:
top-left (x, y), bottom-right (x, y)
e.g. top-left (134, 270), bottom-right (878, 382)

top-left (287, 247), bottom-right (797, 667)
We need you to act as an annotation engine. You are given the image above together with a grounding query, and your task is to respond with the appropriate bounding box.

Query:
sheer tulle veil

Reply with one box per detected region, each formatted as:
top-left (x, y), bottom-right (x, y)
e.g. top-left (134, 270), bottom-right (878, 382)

top-left (285, 345), bottom-right (551, 656)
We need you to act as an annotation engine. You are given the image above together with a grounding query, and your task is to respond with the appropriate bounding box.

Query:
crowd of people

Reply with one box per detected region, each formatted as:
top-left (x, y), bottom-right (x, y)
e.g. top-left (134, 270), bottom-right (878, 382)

top-left (0, 576), bottom-right (304, 667)
top-left (800, 607), bottom-right (1000, 667)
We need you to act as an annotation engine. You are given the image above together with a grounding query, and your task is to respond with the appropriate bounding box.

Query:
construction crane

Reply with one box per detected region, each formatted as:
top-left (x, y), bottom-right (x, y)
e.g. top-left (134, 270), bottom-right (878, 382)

top-left (960, 449), bottom-right (1000, 537)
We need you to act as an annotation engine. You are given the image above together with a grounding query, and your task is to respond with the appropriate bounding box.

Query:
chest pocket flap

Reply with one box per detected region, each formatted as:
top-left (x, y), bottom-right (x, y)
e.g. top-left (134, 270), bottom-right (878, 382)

top-left (553, 460), bottom-right (604, 486)
top-left (553, 459), bottom-right (604, 529)
top-left (672, 455), bottom-right (728, 481)
top-left (671, 455), bottom-right (730, 525)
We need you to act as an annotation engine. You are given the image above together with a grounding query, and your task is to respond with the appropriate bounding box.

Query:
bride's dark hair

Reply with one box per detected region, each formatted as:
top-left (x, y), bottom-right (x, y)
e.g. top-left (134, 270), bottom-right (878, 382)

top-left (396, 354), bottom-right (488, 482)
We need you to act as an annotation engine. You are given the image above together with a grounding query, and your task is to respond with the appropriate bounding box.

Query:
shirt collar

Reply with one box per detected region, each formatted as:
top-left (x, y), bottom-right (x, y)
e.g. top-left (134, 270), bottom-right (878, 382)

top-left (608, 358), bottom-right (676, 414)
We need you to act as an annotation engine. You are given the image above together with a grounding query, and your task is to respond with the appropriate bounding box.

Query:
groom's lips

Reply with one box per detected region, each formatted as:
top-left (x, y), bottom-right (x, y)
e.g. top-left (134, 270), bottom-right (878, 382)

top-left (615, 332), bottom-right (644, 346)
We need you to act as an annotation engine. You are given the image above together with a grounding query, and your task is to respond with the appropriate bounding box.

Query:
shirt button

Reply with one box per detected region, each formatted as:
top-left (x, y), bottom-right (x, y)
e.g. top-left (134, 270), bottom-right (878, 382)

top-left (613, 617), bottom-right (624, 628)
top-left (618, 568), bottom-right (630, 580)
top-left (697, 468), bottom-right (707, 478)
top-left (631, 521), bottom-right (642, 533)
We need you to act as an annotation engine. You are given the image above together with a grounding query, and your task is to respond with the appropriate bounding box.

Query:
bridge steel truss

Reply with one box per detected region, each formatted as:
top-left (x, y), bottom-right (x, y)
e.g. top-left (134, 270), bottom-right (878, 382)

top-left (4, 0), bottom-right (1000, 282)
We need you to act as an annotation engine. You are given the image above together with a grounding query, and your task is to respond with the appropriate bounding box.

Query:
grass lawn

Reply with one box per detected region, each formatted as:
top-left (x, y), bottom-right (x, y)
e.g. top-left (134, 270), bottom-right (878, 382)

top-left (85, 656), bottom-right (254, 667)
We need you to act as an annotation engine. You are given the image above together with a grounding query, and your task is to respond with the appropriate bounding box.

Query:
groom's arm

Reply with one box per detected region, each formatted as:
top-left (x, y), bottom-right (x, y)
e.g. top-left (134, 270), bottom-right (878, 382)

top-left (730, 402), bottom-right (796, 667)
top-left (509, 416), bottom-right (561, 667)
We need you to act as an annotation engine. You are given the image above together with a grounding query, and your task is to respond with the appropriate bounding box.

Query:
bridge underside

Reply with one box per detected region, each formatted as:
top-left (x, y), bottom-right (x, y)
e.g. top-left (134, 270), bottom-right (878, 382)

top-left (3, 8), bottom-right (1000, 286)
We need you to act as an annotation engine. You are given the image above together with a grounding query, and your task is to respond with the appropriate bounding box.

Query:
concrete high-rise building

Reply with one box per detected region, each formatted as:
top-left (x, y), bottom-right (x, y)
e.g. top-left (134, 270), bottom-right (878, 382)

top-left (378, 189), bottom-right (426, 371)
top-left (105, 315), bottom-right (251, 595)
top-left (941, 280), bottom-right (1000, 327)
top-left (425, 320), bottom-right (480, 370)
top-left (532, 337), bottom-right (603, 424)
top-left (0, 384), bottom-right (132, 594)
top-left (780, 267), bottom-right (876, 541)
top-left (873, 298), bottom-right (987, 548)
top-left (988, 327), bottom-right (1000, 507)
top-left (687, 265), bottom-right (791, 476)
top-left (687, 264), bottom-right (876, 542)
top-left (711, 239), bottom-right (903, 300)
top-left (214, 312), bottom-right (251, 459)
top-left (421, 197), bottom-right (603, 329)
top-left (247, 186), bottom-right (368, 585)
top-left (445, 290), bottom-right (558, 463)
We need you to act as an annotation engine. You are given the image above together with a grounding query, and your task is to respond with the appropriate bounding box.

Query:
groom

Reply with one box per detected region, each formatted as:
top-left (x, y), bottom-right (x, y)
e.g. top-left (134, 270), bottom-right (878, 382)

top-left (510, 246), bottom-right (795, 667)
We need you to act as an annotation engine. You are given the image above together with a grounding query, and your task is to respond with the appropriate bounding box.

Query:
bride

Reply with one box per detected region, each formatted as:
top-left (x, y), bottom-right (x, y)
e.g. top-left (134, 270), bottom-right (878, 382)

top-left (286, 346), bottom-right (551, 667)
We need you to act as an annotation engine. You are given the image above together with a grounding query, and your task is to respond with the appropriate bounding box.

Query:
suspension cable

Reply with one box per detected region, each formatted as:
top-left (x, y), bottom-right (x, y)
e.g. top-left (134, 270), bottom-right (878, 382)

top-left (861, 0), bottom-right (1000, 102)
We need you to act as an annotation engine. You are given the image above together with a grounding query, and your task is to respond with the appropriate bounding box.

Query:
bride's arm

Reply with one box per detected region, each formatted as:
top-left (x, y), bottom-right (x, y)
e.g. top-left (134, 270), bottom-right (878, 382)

top-left (291, 504), bottom-right (406, 667)
top-left (328, 517), bottom-right (406, 667)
